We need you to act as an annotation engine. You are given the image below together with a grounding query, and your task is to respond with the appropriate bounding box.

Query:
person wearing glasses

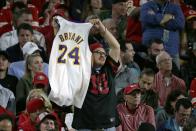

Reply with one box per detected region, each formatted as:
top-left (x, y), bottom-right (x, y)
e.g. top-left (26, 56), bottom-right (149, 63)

top-left (72, 18), bottom-right (120, 131)
top-left (152, 51), bottom-right (186, 107)
top-left (116, 84), bottom-right (156, 131)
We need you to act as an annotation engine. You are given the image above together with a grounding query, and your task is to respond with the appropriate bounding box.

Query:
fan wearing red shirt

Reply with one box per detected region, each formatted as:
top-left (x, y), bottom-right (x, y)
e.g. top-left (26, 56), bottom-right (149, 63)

top-left (117, 84), bottom-right (156, 131)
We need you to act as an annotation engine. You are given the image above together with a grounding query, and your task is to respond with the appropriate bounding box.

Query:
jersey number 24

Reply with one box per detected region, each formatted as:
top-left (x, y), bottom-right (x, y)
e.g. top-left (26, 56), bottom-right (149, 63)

top-left (57, 44), bottom-right (80, 65)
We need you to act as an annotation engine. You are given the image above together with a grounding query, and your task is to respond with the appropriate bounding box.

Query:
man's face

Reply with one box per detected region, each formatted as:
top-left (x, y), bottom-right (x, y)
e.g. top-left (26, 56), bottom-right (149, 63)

top-left (40, 118), bottom-right (55, 131)
top-left (125, 90), bottom-right (141, 107)
top-left (0, 55), bottom-right (9, 71)
top-left (123, 43), bottom-right (135, 63)
top-left (139, 74), bottom-right (154, 92)
top-left (148, 43), bottom-right (164, 58)
top-left (113, 2), bottom-right (127, 16)
top-left (0, 119), bottom-right (12, 131)
top-left (90, 0), bottom-right (102, 9)
top-left (92, 48), bottom-right (107, 67)
top-left (175, 106), bottom-right (192, 126)
top-left (18, 29), bottom-right (33, 47)
top-left (17, 13), bottom-right (33, 26)
top-left (157, 53), bottom-right (172, 71)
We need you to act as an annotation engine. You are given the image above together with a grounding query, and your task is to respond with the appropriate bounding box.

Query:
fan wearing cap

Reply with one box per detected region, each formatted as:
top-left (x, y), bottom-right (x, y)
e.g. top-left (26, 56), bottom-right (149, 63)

top-left (8, 41), bottom-right (49, 80)
top-left (180, 1), bottom-right (196, 57)
top-left (17, 89), bottom-right (53, 127)
top-left (0, 105), bottom-right (16, 131)
top-left (192, 97), bottom-right (196, 117)
top-left (18, 98), bottom-right (46, 131)
top-left (36, 112), bottom-right (58, 131)
top-left (33, 72), bottom-right (49, 94)
top-left (72, 19), bottom-right (120, 130)
top-left (116, 84), bottom-right (155, 131)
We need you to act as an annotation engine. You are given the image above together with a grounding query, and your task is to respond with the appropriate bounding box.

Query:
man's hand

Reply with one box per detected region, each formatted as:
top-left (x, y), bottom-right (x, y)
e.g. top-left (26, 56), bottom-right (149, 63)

top-left (51, 16), bottom-right (60, 35)
top-left (126, 0), bottom-right (136, 16)
top-left (89, 19), bottom-right (106, 36)
top-left (160, 14), bottom-right (174, 26)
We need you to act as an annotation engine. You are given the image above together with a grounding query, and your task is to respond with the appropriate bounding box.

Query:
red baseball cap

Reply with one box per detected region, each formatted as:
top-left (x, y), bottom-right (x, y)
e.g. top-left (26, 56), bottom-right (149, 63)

top-left (123, 84), bottom-right (140, 95)
top-left (36, 112), bottom-right (56, 125)
top-left (26, 98), bottom-right (45, 113)
top-left (33, 72), bottom-right (49, 86)
top-left (89, 42), bottom-right (103, 52)
top-left (182, 4), bottom-right (196, 20)
top-left (192, 97), bottom-right (196, 106)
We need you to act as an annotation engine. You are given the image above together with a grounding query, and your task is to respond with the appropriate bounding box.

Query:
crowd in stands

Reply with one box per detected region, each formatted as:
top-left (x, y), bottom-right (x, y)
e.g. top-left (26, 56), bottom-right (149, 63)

top-left (0, 0), bottom-right (196, 130)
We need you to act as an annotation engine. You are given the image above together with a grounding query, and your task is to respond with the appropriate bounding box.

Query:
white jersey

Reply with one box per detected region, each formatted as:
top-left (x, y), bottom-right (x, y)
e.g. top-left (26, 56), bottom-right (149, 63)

top-left (48, 16), bottom-right (92, 108)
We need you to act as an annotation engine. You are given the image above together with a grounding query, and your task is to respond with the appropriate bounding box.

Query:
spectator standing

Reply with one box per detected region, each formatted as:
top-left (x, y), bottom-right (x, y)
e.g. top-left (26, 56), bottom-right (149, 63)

top-left (72, 18), bottom-right (120, 131)
top-left (140, 0), bottom-right (185, 67)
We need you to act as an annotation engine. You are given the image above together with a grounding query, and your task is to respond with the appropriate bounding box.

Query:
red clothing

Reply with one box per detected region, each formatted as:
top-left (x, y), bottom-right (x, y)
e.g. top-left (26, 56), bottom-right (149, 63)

top-left (126, 18), bottom-right (142, 44)
top-left (37, 25), bottom-right (54, 56)
top-left (152, 71), bottom-right (186, 106)
top-left (180, 2), bottom-right (196, 20)
top-left (126, 0), bottom-right (142, 44)
top-left (18, 118), bottom-right (36, 131)
top-left (17, 111), bottom-right (30, 125)
top-left (0, 23), bottom-right (13, 37)
top-left (0, 6), bottom-right (13, 36)
top-left (27, 4), bottom-right (39, 27)
top-left (117, 104), bottom-right (155, 131)
top-left (0, 106), bottom-right (15, 120)
top-left (30, 0), bottom-right (46, 14)
top-left (0, 6), bottom-right (12, 25)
